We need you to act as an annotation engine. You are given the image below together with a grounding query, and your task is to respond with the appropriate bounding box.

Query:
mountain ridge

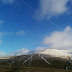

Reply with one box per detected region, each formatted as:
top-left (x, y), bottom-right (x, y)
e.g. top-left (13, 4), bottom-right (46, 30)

top-left (0, 49), bottom-right (72, 70)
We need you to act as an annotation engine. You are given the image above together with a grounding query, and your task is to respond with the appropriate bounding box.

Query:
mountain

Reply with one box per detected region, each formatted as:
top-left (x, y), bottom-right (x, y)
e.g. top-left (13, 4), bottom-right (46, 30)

top-left (0, 49), bottom-right (72, 71)
top-left (37, 49), bottom-right (72, 59)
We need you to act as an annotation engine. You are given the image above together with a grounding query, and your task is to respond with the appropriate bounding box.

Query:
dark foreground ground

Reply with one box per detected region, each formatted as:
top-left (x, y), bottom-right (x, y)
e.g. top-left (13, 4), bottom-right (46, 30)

top-left (0, 65), bottom-right (72, 72)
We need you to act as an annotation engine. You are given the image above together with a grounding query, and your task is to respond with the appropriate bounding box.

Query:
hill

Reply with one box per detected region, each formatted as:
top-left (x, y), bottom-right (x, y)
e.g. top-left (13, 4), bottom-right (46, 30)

top-left (0, 49), bottom-right (72, 72)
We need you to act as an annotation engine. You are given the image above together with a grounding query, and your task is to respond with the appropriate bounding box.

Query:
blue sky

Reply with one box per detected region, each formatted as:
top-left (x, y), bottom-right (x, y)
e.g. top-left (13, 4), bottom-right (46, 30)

top-left (0, 0), bottom-right (72, 57)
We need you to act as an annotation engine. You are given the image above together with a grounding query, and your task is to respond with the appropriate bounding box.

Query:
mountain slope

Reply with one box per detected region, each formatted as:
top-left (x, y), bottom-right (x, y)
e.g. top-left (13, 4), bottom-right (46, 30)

top-left (0, 49), bottom-right (72, 69)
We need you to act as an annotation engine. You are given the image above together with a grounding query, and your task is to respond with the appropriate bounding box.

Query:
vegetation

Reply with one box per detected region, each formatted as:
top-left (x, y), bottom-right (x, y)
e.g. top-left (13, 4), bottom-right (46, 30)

top-left (0, 65), bottom-right (72, 72)
top-left (0, 54), bottom-right (72, 72)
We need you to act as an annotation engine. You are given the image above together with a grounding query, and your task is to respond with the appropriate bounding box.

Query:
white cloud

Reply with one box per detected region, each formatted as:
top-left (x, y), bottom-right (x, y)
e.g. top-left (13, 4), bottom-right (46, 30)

top-left (0, 20), bottom-right (13, 44)
top-left (14, 47), bottom-right (47, 56)
top-left (0, 20), bottom-right (5, 24)
top-left (41, 26), bottom-right (72, 49)
top-left (16, 30), bottom-right (27, 36)
top-left (30, 47), bottom-right (47, 54)
top-left (1, 0), bottom-right (15, 4)
top-left (0, 36), bottom-right (2, 43)
top-left (0, 20), bottom-right (5, 27)
top-left (0, 52), bottom-right (6, 57)
top-left (0, 40), bottom-right (2, 43)
top-left (0, 37), bottom-right (2, 43)
top-left (0, 31), bottom-right (13, 36)
top-left (15, 48), bottom-right (30, 56)
top-left (0, 48), bottom-right (30, 57)
top-left (0, 46), bottom-right (72, 57)
top-left (0, 31), bottom-right (7, 36)
top-left (36, 0), bottom-right (70, 19)
top-left (0, 47), bottom-right (47, 57)
top-left (0, 32), bottom-right (7, 44)
top-left (5, 52), bottom-right (17, 57)
top-left (0, 31), bottom-right (13, 44)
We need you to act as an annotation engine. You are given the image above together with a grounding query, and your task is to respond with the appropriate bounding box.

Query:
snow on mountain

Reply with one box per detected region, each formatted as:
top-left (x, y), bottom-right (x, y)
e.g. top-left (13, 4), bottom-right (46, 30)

top-left (38, 54), bottom-right (51, 65)
top-left (0, 49), bottom-right (72, 60)
top-left (0, 49), bottom-right (72, 69)
top-left (37, 49), bottom-right (72, 59)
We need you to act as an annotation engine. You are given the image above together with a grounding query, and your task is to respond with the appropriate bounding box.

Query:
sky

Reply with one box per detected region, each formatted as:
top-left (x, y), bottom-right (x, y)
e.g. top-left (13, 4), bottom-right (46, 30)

top-left (0, 0), bottom-right (72, 57)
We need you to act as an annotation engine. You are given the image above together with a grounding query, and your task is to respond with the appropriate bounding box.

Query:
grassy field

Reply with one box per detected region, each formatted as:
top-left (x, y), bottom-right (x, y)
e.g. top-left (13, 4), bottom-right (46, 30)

top-left (0, 65), bottom-right (72, 72)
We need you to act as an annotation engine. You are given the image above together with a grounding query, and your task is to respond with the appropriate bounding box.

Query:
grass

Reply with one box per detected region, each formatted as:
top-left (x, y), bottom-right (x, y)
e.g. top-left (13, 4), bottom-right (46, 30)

top-left (0, 65), bottom-right (72, 72)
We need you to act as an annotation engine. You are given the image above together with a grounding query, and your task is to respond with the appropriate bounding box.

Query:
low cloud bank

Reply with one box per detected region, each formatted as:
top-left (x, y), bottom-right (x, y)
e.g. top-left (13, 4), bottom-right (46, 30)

top-left (0, 47), bottom-right (47, 57)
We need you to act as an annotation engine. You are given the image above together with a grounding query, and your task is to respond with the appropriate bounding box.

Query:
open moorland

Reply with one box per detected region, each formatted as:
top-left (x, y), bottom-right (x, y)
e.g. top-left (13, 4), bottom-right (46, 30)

top-left (0, 65), bottom-right (72, 72)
